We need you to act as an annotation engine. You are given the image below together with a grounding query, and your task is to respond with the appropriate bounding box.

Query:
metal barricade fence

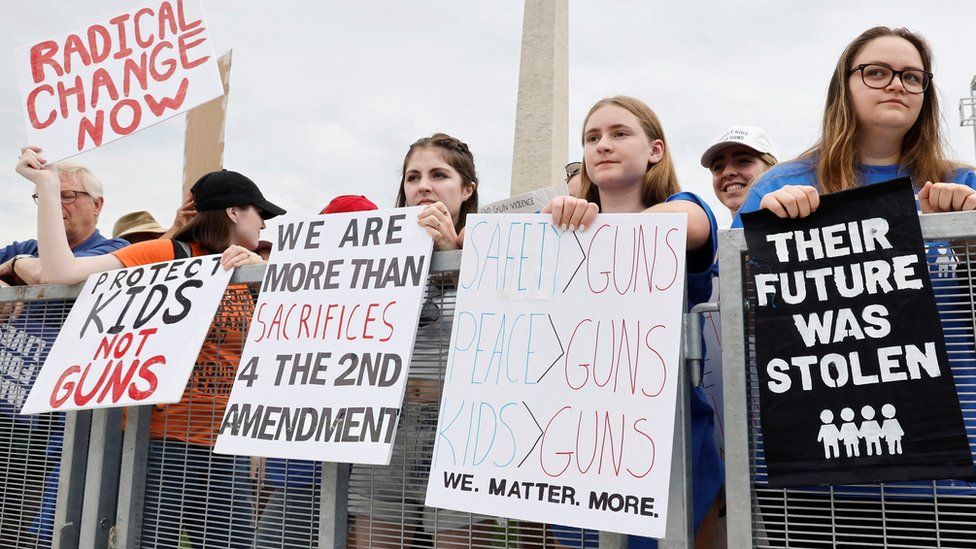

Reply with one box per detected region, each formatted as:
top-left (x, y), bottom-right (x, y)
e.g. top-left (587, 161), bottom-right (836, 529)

top-left (720, 212), bottom-right (976, 549)
top-left (0, 251), bottom-right (703, 549)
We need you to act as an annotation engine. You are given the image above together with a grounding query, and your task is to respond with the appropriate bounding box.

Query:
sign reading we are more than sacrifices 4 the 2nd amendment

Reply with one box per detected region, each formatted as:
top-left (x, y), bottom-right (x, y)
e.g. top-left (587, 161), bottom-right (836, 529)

top-left (16, 0), bottom-right (223, 163)
top-left (425, 213), bottom-right (688, 538)
top-left (214, 208), bottom-right (433, 465)
top-left (21, 255), bottom-right (232, 414)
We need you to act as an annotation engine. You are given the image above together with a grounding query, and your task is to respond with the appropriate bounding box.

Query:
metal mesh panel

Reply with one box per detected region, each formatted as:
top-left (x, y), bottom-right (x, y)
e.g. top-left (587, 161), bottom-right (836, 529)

top-left (0, 297), bottom-right (71, 549)
top-left (742, 239), bottom-right (976, 548)
top-left (345, 271), bottom-right (601, 549)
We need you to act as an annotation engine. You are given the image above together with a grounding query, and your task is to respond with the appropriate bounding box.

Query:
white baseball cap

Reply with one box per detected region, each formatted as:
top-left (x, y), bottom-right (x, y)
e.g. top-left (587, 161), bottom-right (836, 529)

top-left (700, 125), bottom-right (779, 168)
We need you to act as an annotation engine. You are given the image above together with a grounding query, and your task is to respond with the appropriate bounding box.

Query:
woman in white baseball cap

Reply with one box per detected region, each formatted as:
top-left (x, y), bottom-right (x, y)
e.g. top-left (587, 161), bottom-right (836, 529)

top-left (700, 125), bottom-right (779, 215)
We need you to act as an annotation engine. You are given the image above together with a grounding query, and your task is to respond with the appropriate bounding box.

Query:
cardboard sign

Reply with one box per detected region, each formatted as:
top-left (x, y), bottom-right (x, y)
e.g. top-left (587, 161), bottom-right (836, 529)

top-left (741, 178), bottom-right (975, 487)
top-left (479, 184), bottom-right (569, 214)
top-left (16, 0), bottom-right (223, 162)
top-left (214, 208), bottom-right (433, 464)
top-left (20, 255), bottom-right (232, 413)
top-left (425, 213), bottom-right (687, 538)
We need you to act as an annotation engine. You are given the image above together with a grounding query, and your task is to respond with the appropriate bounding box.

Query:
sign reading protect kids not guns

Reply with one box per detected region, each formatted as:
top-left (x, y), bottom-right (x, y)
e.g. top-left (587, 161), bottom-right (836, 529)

top-left (214, 209), bottom-right (433, 464)
top-left (21, 256), bottom-right (232, 414)
top-left (425, 213), bottom-right (687, 538)
top-left (16, 0), bottom-right (223, 163)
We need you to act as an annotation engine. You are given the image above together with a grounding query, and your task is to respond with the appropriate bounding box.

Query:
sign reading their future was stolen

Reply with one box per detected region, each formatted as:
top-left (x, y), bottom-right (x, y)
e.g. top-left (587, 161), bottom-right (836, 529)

top-left (425, 213), bottom-right (687, 538)
top-left (741, 178), bottom-right (975, 487)
top-left (21, 255), bottom-right (232, 414)
top-left (214, 208), bottom-right (433, 464)
top-left (16, 0), bottom-right (223, 163)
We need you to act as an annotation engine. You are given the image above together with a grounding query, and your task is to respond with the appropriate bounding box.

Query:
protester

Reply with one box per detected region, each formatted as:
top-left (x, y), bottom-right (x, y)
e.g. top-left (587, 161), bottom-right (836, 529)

top-left (700, 126), bottom-right (778, 216)
top-left (347, 133), bottom-right (498, 549)
top-left (566, 160), bottom-right (582, 197)
top-left (732, 26), bottom-right (976, 547)
top-left (543, 96), bottom-right (726, 548)
top-left (112, 210), bottom-right (167, 243)
top-left (17, 150), bottom-right (284, 548)
top-left (734, 27), bottom-right (975, 222)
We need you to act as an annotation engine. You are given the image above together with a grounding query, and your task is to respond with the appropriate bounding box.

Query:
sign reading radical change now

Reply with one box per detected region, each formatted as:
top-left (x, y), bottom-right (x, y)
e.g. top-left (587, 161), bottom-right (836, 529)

top-left (425, 213), bottom-right (688, 539)
top-left (742, 178), bottom-right (975, 487)
top-left (214, 208), bottom-right (433, 465)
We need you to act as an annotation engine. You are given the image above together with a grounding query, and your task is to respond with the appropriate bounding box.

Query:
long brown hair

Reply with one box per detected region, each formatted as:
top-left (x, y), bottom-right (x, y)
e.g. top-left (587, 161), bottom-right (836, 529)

top-left (804, 26), bottom-right (956, 193)
top-left (172, 210), bottom-right (234, 254)
top-left (395, 133), bottom-right (479, 232)
top-left (579, 96), bottom-right (681, 209)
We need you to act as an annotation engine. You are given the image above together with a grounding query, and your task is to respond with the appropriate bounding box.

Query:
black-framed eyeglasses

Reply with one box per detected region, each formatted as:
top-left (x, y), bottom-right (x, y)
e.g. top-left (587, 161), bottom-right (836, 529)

top-left (849, 63), bottom-right (932, 94)
top-left (565, 161), bottom-right (582, 181)
top-left (32, 190), bottom-right (92, 205)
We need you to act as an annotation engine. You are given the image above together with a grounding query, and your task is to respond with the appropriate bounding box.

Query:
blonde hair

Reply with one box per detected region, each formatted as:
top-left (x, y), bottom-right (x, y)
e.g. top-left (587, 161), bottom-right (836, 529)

top-left (52, 161), bottom-right (104, 200)
top-left (803, 26), bottom-right (959, 194)
top-left (579, 96), bottom-right (680, 208)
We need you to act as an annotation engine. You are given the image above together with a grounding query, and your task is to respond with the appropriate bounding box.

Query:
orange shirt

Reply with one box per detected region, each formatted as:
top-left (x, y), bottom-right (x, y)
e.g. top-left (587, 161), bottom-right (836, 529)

top-left (114, 240), bottom-right (249, 446)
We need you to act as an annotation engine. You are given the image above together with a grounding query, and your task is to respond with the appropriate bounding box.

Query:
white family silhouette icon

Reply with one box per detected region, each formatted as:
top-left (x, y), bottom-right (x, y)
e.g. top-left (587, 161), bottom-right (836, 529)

top-left (817, 404), bottom-right (904, 459)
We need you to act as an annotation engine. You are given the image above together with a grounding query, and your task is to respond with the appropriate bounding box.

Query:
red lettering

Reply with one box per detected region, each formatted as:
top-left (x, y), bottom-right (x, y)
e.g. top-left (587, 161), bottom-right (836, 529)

top-left (109, 13), bottom-right (133, 59)
top-left (62, 34), bottom-right (92, 74)
top-left (123, 53), bottom-right (149, 95)
top-left (641, 324), bottom-right (667, 398)
top-left (89, 68), bottom-right (120, 108)
top-left (297, 305), bottom-right (313, 338)
top-left (177, 27), bottom-right (210, 69)
top-left (94, 334), bottom-right (119, 361)
top-left (380, 300), bottom-right (395, 342)
top-left (362, 303), bottom-right (379, 340)
top-left (129, 355), bottom-right (163, 400)
top-left (657, 227), bottom-right (679, 291)
top-left (158, 2), bottom-right (179, 39)
top-left (26, 85), bottom-right (56, 129)
top-left (149, 41), bottom-right (176, 81)
top-left (112, 332), bottom-right (134, 358)
top-left (626, 418), bottom-right (655, 478)
top-left (177, 0), bottom-right (203, 30)
top-left (109, 99), bottom-right (142, 136)
top-left (253, 302), bottom-right (267, 343)
top-left (134, 328), bottom-right (157, 356)
top-left (77, 111), bottom-right (105, 150)
top-left (564, 319), bottom-right (593, 390)
top-left (57, 75), bottom-right (85, 118)
top-left (344, 304), bottom-right (361, 341)
top-left (133, 7), bottom-right (156, 48)
top-left (49, 365), bottom-right (81, 408)
top-left (29, 40), bottom-right (62, 84)
top-left (87, 24), bottom-right (112, 63)
top-left (144, 78), bottom-right (188, 116)
top-left (73, 362), bottom-right (111, 406)
top-left (586, 224), bottom-right (611, 293)
top-left (539, 405), bottom-right (573, 477)
top-left (97, 359), bottom-right (139, 404)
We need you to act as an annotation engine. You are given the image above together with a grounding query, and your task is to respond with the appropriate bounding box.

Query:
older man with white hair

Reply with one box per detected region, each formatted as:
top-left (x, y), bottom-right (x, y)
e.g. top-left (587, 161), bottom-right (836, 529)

top-left (2, 149), bottom-right (128, 286)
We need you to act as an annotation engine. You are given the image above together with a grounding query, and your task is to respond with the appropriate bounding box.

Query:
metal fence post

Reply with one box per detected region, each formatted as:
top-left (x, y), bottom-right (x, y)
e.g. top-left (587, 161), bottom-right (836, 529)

top-left (319, 462), bottom-right (349, 549)
top-left (77, 408), bottom-right (124, 548)
top-left (718, 228), bottom-right (753, 548)
top-left (52, 410), bottom-right (91, 549)
top-left (114, 405), bottom-right (152, 549)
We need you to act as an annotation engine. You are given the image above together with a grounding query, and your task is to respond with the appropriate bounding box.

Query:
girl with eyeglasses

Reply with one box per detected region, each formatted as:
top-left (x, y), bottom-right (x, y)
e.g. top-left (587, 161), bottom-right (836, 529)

top-left (733, 26), bottom-right (975, 222)
top-left (544, 96), bottom-right (725, 548)
top-left (733, 27), bottom-right (976, 548)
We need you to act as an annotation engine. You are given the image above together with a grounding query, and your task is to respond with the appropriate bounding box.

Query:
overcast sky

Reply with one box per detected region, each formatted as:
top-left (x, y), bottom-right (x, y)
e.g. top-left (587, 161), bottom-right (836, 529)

top-left (2, 0), bottom-right (975, 245)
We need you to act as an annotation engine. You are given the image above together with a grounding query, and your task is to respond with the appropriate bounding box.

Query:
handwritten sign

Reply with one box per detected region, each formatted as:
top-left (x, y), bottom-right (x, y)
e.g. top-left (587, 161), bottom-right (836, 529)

top-left (16, 0), bottom-right (223, 162)
top-left (479, 184), bottom-right (569, 214)
top-left (214, 208), bottom-right (433, 464)
top-left (21, 255), bottom-right (231, 413)
top-left (425, 213), bottom-right (687, 538)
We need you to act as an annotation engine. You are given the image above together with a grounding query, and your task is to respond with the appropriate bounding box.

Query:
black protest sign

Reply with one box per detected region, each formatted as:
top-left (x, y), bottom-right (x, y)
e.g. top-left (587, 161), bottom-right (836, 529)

top-left (741, 178), bottom-right (974, 487)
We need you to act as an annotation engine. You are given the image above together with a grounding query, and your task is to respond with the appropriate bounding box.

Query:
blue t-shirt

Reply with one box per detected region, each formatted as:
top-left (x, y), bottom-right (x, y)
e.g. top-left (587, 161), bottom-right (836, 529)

top-left (731, 160), bottom-right (976, 496)
top-left (0, 230), bottom-right (129, 263)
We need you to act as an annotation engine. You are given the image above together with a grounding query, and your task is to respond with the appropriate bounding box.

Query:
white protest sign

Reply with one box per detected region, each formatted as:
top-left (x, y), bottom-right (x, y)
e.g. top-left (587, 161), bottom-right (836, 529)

top-left (425, 213), bottom-right (687, 538)
top-left (16, 0), bottom-right (224, 163)
top-left (21, 255), bottom-right (232, 414)
top-left (479, 184), bottom-right (569, 215)
top-left (214, 208), bottom-right (433, 464)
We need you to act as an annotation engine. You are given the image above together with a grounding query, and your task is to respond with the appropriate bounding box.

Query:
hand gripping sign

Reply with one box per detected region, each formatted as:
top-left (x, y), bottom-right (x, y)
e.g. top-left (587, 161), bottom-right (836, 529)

top-left (425, 213), bottom-right (688, 539)
top-left (16, 0), bottom-right (224, 163)
top-left (21, 255), bottom-right (232, 414)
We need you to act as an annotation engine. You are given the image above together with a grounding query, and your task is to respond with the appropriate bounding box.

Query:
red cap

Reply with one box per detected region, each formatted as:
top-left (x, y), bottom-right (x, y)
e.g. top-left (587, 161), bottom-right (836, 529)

top-left (320, 195), bottom-right (378, 214)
